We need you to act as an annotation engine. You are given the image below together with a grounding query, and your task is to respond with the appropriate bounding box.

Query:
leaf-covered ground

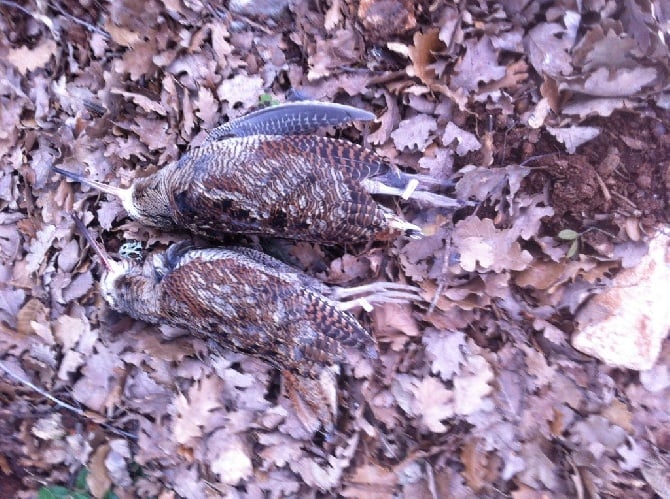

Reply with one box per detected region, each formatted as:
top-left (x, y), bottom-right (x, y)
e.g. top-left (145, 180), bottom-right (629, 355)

top-left (1, 0), bottom-right (670, 497)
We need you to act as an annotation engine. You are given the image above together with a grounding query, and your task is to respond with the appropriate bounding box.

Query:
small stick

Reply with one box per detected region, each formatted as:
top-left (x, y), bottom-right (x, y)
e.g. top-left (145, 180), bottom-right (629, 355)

top-left (0, 359), bottom-right (137, 440)
top-left (610, 190), bottom-right (638, 209)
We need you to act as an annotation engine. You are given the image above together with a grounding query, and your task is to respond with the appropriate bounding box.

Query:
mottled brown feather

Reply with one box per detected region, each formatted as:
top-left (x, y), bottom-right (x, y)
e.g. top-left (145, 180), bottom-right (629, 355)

top-left (131, 135), bottom-right (393, 243)
top-left (107, 246), bottom-right (377, 377)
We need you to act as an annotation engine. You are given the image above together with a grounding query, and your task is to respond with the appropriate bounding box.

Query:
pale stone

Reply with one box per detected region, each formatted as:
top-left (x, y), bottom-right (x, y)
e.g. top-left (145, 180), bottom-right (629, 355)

top-left (572, 230), bottom-right (670, 370)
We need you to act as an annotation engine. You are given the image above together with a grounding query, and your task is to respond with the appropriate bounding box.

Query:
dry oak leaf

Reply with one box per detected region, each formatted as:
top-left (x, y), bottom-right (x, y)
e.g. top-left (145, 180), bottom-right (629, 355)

top-left (217, 74), bottom-right (265, 110)
top-left (258, 432), bottom-right (304, 467)
top-left (406, 29), bottom-right (443, 83)
top-left (453, 354), bottom-right (494, 416)
top-left (460, 439), bottom-right (490, 492)
top-left (7, 39), bottom-right (58, 75)
top-left (390, 114), bottom-right (438, 152)
top-left (582, 66), bottom-right (658, 97)
top-left (368, 89), bottom-right (400, 145)
top-left (54, 314), bottom-right (88, 351)
top-left (442, 122), bottom-right (482, 156)
top-left (451, 36), bottom-right (507, 93)
top-left (418, 144), bottom-right (454, 179)
top-left (372, 303), bottom-right (421, 351)
top-left (171, 375), bottom-right (225, 445)
top-left (3, 288), bottom-right (28, 330)
top-left (422, 328), bottom-right (466, 381)
top-left (131, 117), bottom-right (172, 151)
top-left (104, 22), bottom-right (141, 47)
top-left (342, 463), bottom-right (398, 497)
top-left (414, 375), bottom-right (455, 432)
top-left (525, 21), bottom-right (575, 78)
top-left (57, 238), bottom-right (80, 273)
top-left (546, 126), bottom-right (600, 154)
top-left (455, 164), bottom-right (530, 205)
top-left (195, 87), bottom-right (219, 129)
top-left (25, 223), bottom-right (57, 274)
top-left (569, 415), bottom-right (627, 460)
top-left (290, 434), bottom-right (359, 490)
top-left (106, 439), bottom-right (132, 487)
top-left (509, 193), bottom-right (555, 241)
top-left (32, 413), bottom-right (66, 441)
top-left (516, 440), bottom-right (559, 490)
top-left (112, 89), bottom-right (167, 115)
top-left (207, 431), bottom-right (253, 485)
top-left (87, 443), bottom-right (112, 499)
top-left (452, 216), bottom-right (533, 272)
top-left (392, 374), bottom-right (454, 433)
top-left (62, 270), bottom-right (94, 303)
top-left (561, 96), bottom-right (633, 119)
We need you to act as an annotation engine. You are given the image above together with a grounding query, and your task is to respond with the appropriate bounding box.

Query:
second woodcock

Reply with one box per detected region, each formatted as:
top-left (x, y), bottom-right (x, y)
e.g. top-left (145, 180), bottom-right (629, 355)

top-left (71, 217), bottom-right (419, 431)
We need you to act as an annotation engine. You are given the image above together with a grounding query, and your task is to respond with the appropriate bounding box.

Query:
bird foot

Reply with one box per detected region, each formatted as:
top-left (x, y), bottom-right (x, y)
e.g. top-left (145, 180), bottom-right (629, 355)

top-left (332, 281), bottom-right (423, 311)
top-left (363, 176), bottom-right (465, 209)
top-left (384, 213), bottom-right (423, 239)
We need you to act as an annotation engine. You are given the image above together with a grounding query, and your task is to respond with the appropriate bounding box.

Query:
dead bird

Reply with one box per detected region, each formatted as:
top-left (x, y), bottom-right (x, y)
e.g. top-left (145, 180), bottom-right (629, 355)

top-left (71, 215), bottom-right (420, 432)
top-left (54, 101), bottom-right (459, 245)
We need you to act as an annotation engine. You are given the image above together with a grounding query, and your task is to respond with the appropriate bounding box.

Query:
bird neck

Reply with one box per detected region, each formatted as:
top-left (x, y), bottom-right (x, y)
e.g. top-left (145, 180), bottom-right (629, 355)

top-left (112, 273), bottom-right (163, 324)
top-left (128, 175), bottom-right (174, 228)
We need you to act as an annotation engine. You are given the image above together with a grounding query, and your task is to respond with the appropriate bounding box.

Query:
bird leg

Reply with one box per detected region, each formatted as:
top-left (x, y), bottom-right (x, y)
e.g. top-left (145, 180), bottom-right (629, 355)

top-left (331, 281), bottom-right (423, 311)
top-left (362, 177), bottom-right (465, 209)
top-left (384, 213), bottom-right (423, 239)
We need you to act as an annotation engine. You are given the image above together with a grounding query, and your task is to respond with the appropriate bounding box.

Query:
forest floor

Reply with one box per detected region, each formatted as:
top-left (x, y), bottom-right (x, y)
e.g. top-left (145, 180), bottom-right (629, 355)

top-left (1, 0), bottom-right (669, 497)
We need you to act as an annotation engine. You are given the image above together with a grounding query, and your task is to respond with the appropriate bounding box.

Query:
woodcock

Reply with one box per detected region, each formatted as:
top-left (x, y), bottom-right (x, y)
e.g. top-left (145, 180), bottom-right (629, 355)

top-left (71, 216), bottom-right (419, 432)
top-left (54, 101), bottom-right (445, 244)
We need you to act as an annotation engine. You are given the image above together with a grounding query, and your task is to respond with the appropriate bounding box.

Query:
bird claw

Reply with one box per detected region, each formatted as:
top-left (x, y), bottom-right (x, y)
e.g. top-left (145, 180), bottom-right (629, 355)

top-left (332, 281), bottom-right (423, 311)
top-left (385, 214), bottom-right (423, 238)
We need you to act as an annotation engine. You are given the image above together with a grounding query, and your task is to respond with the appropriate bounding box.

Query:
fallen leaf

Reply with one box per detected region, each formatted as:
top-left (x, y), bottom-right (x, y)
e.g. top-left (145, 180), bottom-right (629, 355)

top-left (546, 126), bottom-right (600, 153)
top-left (422, 328), bottom-right (466, 381)
top-left (171, 375), bottom-right (224, 445)
top-left (7, 39), bottom-right (58, 75)
top-left (390, 114), bottom-right (438, 152)
top-left (442, 122), bottom-right (482, 156)
top-left (452, 216), bottom-right (533, 272)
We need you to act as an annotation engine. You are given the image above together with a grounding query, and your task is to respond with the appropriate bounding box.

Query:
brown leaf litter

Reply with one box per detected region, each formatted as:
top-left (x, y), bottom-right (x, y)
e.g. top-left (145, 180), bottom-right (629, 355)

top-left (0, 0), bottom-right (669, 497)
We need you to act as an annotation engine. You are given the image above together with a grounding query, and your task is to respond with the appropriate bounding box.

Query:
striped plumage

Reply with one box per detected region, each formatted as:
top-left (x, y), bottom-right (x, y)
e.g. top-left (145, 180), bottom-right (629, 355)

top-left (107, 243), bottom-right (377, 376)
top-left (89, 239), bottom-right (379, 432)
top-left (133, 134), bottom-right (404, 243)
top-left (54, 101), bottom-right (421, 245)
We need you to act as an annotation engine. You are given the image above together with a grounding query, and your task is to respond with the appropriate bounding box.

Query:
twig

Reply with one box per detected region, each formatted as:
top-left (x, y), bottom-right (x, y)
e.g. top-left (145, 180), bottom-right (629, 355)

top-left (0, 359), bottom-right (137, 440)
top-left (0, 0), bottom-right (58, 36)
top-left (610, 190), bottom-right (638, 209)
top-left (593, 171), bottom-right (611, 202)
top-left (0, 359), bottom-right (84, 415)
top-left (47, 0), bottom-right (110, 39)
top-left (0, 0), bottom-right (34, 16)
top-left (519, 152), bottom-right (558, 167)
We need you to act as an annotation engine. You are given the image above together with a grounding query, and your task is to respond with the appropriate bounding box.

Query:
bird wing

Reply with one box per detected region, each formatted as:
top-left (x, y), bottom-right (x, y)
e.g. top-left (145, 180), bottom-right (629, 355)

top-left (167, 136), bottom-right (388, 243)
top-left (205, 101), bottom-right (375, 142)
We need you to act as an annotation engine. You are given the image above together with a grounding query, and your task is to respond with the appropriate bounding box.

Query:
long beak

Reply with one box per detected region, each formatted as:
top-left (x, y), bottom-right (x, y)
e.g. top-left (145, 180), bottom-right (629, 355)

top-left (70, 214), bottom-right (123, 273)
top-left (53, 166), bottom-right (127, 198)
